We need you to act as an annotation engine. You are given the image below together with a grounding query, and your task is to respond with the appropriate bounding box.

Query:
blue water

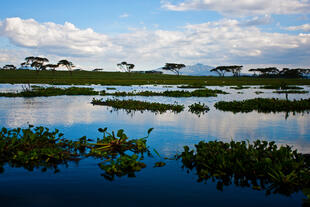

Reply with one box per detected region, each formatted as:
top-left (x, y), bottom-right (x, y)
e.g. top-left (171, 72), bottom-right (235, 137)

top-left (0, 84), bottom-right (309, 206)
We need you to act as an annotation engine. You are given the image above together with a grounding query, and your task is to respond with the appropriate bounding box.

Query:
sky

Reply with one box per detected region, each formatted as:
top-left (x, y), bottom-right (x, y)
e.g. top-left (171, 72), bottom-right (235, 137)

top-left (0, 0), bottom-right (309, 71)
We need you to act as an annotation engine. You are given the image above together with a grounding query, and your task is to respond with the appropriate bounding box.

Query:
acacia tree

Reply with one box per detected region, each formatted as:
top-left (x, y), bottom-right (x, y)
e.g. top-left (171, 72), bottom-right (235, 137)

top-left (229, 65), bottom-right (243, 77)
top-left (210, 66), bottom-right (230, 77)
top-left (162, 63), bottom-right (186, 76)
top-left (211, 65), bottom-right (243, 77)
top-left (57, 59), bottom-right (75, 75)
top-left (249, 67), bottom-right (279, 77)
top-left (23, 56), bottom-right (49, 72)
top-left (117, 61), bottom-right (135, 73)
top-left (3, 64), bottom-right (16, 70)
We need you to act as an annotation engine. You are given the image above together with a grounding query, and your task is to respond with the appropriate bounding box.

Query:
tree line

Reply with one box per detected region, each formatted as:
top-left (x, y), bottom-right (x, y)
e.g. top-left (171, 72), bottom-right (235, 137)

top-left (1, 57), bottom-right (309, 78)
top-left (1, 56), bottom-right (74, 74)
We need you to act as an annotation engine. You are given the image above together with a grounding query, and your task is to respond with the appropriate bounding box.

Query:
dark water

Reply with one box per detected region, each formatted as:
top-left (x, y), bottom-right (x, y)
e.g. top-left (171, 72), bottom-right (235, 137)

top-left (0, 84), bottom-right (309, 207)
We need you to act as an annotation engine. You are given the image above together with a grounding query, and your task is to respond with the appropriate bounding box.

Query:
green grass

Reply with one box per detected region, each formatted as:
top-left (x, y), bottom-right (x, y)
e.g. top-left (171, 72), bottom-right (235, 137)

top-left (1, 70), bottom-right (310, 86)
top-left (102, 88), bottom-right (228, 97)
top-left (273, 90), bottom-right (309, 94)
top-left (179, 140), bottom-right (310, 195)
top-left (260, 85), bottom-right (304, 90)
top-left (91, 98), bottom-right (184, 113)
top-left (0, 86), bottom-right (98, 97)
top-left (214, 98), bottom-right (310, 113)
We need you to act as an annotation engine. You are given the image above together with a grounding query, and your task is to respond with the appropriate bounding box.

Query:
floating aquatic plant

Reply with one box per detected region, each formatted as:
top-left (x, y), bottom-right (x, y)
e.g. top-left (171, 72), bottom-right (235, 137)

top-left (188, 102), bottom-right (210, 116)
top-left (178, 140), bottom-right (310, 196)
top-left (214, 98), bottom-right (310, 113)
top-left (91, 98), bottom-right (184, 113)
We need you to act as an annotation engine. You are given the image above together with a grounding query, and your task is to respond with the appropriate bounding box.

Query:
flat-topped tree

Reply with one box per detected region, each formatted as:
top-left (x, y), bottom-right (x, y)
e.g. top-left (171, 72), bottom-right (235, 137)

top-left (24, 56), bottom-right (49, 71)
top-left (229, 65), bottom-right (243, 77)
top-left (117, 61), bottom-right (135, 73)
top-left (162, 63), bottom-right (186, 76)
top-left (211, 66), bottom-right (230, 77)
top-left (3, 64), bottom-right (16, 70)
top-left (58, 59), bottom-right (75, 75)
top-left (211, 65), bottom-right (243, 77)
top-left (249, 67), bottom-right (279, 76)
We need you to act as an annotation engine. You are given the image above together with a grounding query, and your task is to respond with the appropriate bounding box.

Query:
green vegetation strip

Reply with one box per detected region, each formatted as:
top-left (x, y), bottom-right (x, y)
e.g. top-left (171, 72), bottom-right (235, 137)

top-left (214, 98), bottom-right (310, 113)
top-left (179, 140), bottom-right (310, 196)
top-left (273, 90), bottom-right (308, 94)
top-left (91, 98), bottom-right (184, 113)
top-left (0, 86), bottom-right (98, 97)
top-left (0, 126), bottom-right (154, 180)
top-left (1, 70), bottom-right (310, 86)
top-left (102, 88), bottom-right (228, 97)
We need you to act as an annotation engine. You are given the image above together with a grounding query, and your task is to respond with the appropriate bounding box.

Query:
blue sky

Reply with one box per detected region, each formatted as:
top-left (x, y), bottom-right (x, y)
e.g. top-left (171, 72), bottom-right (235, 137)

top-left (0, 0), bottom-right (309, 70)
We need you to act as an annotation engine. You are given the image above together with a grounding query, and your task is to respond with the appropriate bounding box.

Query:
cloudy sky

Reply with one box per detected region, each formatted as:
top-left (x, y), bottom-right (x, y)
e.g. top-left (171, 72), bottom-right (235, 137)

top-left (0, 0), bottom-right (309, 71)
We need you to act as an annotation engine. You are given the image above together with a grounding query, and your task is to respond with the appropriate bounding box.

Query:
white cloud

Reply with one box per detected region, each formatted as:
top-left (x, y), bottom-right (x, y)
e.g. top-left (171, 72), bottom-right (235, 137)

top-left (241, 15), bottom-right (272, 26)
top-left (119, 13), bottom-right (129, 18)
top-left (284, 24), bottom-right (310, 32)
top-left (161, 0), bottom-right (310, 16)
top-left (0, 17), bottom-right (310, 69)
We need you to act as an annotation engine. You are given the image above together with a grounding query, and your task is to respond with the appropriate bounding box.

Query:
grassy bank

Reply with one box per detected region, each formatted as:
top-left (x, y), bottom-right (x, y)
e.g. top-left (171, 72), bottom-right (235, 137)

top-left (1, 70), bottom-right (310, 86)
top-left (214, 98), bottom-right (310, 113)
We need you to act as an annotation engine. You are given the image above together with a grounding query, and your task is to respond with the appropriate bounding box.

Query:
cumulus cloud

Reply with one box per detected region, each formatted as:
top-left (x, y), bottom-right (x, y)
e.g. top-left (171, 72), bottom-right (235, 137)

top-left (0, 17), bottom-right (310, 69)
top-left (284, 24), bottom-right (310, 32)
top-left (161, 0), bottom-right (310, 16)
top-left (0, 17), bottom-right (117, 57)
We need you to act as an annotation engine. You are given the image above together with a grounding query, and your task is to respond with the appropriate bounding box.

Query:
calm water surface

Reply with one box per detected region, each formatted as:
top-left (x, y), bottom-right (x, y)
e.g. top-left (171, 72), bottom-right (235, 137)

top-left (0, 84), bottom-right (309, 207)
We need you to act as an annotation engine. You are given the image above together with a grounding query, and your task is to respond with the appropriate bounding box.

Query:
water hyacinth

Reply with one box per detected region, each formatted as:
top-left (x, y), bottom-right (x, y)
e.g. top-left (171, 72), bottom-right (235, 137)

top-left (91, 98), bottom-right (184, 113)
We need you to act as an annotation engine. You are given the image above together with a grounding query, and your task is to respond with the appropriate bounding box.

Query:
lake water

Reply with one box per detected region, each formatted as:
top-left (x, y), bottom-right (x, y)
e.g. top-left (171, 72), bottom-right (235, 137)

top-left (0, 84), bottom-right (309, 207)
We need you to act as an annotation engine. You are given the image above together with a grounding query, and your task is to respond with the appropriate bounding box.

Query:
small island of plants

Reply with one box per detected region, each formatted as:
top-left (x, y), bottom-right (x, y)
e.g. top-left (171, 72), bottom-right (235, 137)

top-left (91, 98), bottom-right (184, 113)
top-left (214, 98), bottom-right (310, 113)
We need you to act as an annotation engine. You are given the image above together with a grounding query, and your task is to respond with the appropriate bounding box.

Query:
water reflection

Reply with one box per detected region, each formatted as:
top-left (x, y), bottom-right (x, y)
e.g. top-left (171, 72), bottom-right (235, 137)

top-left (0, 94), bottom-right (310, 154)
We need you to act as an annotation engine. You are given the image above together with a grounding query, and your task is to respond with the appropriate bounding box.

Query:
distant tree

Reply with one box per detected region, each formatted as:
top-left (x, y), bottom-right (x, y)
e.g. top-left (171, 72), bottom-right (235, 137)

top-left (44, 64), bottom-right (58, 71)
top-left (23, 56), bottom-right (49, 72)
top-left (279, 68), bottom-right (310, 78)
top-left (229, 65), bottom-right (243, 77)
top-left (117, 61), bottom-right (135, 73)
top-left (57, 59), bottom-right (75, 75)
top-left (162, 63), bottom-right (186, 76)
top-left (211, 66), bottom-right (230, 77)
top-left (211, 65), bottom-right (243, 77)
top-left (3, 64), bottom-right (16, 70)
top-left (249, 67), bottom-right (279, 77)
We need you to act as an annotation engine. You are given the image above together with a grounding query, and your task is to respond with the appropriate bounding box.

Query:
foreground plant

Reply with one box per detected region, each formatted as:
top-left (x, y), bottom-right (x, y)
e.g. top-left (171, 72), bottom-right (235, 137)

top-left (0, 126), bottom-right (82, 173)
top-left (178, 140), bottom-right (310, 196)
top-left (91, 98), bottom-right (184, 113)
top-left (0, 126), bottom-right (155, 180)
top-left (214, 98), bottom-right (310, 113)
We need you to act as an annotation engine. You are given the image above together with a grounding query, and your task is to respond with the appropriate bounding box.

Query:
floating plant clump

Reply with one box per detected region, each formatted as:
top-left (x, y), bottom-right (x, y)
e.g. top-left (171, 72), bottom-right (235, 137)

top-left (0, 86), bottom-right (99, 97)
top-left (178, 140), bottom-right (310, 197)
top-left (214, 98), bottom-right (310, 113)
top-left (101, 88), bottom-right (228, 97)
top-left (0, 126), bottom-right (156, 180)
top-left (91, 98), bottom-right (184, 113)
top-left (188, 102), bottom-right (210, 116)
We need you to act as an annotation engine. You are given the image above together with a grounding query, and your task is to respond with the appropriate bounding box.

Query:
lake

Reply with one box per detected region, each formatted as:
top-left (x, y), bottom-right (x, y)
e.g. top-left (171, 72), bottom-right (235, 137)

top-left (0, 84), bottom-right (309, 207)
